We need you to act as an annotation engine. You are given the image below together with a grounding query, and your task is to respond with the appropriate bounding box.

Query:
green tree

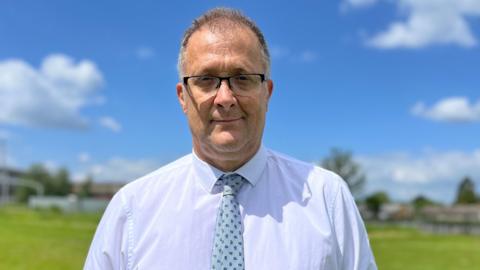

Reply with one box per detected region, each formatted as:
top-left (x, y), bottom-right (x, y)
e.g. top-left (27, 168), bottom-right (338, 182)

top-left (455, 176), bottom-right (477, 204)
top-left (365, 191), bottom-right (390, 219)
top-left (15, 164), bottom-right (72, 203)
top-left (322, 148), bottom-right (365, 197)
top-left (16, 164), bottom-right (50, 202)
top-left (411, 195), bottom-right (437, 210)
top-left (78, 175), bottom-right (93, 198)
top-left (51, 168), bottom-right (72, 196)
top-left (15, 184), bottom-right (36, 203)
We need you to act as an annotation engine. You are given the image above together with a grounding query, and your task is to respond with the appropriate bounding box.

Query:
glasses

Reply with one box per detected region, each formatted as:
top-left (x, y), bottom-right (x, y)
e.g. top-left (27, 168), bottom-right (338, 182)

top-left (183, 74), bottom-right (265, 97)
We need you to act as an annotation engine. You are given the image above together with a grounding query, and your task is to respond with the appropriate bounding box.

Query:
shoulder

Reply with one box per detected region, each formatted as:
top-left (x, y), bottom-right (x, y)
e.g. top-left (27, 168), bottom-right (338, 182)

top-left (265, 148), bottom-right (345, 193)
top-left (264, 148), bottom-right (349, 211)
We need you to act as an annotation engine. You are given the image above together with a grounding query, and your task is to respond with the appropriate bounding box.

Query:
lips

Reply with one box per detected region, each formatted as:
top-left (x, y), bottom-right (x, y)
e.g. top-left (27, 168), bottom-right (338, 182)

top-left (211, 117), bottom-right (243, 123)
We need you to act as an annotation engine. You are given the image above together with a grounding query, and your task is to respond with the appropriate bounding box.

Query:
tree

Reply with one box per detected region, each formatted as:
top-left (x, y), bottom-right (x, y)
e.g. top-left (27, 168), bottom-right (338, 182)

top-left (15, 164), bottom-right (72, 203)
top-left (78, 175), bottom-right (94, 198)
top-left (51, 168), bottom-right (72, 196)
top-left (16, 164), bottom-right (50, 202)
top-left (411, 195), bottom-right (437, 210)
top-left (365, 191), bottom-right (390, 219)
top-left (455, 176), bottom-right (477, 204)
top-left (322, 148), bottom-right (365, 196)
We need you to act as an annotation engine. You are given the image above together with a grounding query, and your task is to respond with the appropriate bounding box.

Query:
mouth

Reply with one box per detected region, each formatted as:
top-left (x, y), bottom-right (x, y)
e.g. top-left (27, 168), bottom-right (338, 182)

top-left (211, 117), bottom-right (243, 123)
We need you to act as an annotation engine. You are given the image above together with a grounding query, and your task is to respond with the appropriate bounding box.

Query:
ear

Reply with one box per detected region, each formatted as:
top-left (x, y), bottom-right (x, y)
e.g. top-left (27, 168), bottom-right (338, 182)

top-left (266, 79), bottom-right (274, 100)
top-left (265, 79), bottom-right (274, 111)
top-left (176, 82), bottom-right (188, 114)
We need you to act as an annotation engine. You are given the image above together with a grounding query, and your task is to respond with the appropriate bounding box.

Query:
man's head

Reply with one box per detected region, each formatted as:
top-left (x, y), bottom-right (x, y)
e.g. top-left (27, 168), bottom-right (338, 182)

top-left (177, 8), bottom-right (271, 79)
top-left (176, 8), bottom-right (273, 171)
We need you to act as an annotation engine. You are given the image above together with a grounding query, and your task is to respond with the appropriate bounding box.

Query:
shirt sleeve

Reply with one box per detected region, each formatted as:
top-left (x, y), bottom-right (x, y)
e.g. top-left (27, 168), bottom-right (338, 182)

top-left (332, 180), bottom-right (377, 270)
top-left (84, 191), bottom-right (130, 270)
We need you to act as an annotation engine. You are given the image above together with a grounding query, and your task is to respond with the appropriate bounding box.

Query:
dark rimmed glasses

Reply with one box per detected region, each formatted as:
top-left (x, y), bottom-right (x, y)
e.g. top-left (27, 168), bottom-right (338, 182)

top-left (183, 74), bottom-right (265, 97)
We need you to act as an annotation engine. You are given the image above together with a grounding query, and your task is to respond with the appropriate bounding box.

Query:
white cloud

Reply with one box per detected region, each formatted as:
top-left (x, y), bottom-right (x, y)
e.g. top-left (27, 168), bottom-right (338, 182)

top-left (0, 54), bottom-right (104, 129)
top-left (270, 45), bottom-right (290, 59)
top-left (74, 157), bottom-right (161, 182)
top-left (356, 149), bottom-right (480, 202)
top-left (270, 45), bottom-right (318, 63)
top-left (78, 152), bottom-right (91, 163)
top-left (341, 0), bottom-right (377, 10)
top-left (136, 46), bottom-right (156, 60)
top-left (361, 0), bottom-right (480, 48)
top-left (99, 116), bottom-right (122, 132)
top-left (349, 0), bottom-right (377, 6)
top-left (299, 51), bottom-right (318, 62)
top-left (411, 97), bottom-right (480, 122)
top-left (42, 160), bottom-right (59, 172)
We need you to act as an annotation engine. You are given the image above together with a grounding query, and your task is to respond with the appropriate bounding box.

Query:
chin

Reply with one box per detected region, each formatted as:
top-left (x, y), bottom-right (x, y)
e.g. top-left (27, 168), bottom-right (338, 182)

top-left (211, 140), bottom-right (244, 153)
top-left (210, 134), bottom-right (246, 153)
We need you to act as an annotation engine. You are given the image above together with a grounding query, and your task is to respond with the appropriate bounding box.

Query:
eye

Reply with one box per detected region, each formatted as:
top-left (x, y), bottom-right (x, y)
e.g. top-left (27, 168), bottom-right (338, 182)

top-left (189, 76), bottom-right (218, 92)
top-left (192, 76), bottom-right (216, 86)
top-left (198, 76), bottom-right (215, 82)
top-left (234, 75), bottom-right (250, 81)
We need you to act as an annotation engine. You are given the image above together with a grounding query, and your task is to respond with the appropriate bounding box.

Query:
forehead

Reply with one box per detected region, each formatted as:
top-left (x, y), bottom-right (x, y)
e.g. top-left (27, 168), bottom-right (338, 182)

top-left (184, 26), bottom-right (264, 74)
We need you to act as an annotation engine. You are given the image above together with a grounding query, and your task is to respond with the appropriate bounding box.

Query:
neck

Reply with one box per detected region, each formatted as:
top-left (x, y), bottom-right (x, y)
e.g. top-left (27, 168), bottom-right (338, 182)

top-left (193, 142), bottom-right (260, 172)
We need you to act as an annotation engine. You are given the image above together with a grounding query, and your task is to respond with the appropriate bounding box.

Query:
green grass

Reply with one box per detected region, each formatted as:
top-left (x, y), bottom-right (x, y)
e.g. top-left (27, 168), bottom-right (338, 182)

top-left (0, 205), bottom-right (101, 270)
top-left (1, 205), bottom-right (480, 269)
top-left (369, 224), bottom-right (480, 270)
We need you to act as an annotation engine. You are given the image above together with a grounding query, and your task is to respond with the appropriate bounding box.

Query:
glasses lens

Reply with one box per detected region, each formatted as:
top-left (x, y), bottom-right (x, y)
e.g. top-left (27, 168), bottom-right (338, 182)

top-left (189, 76), bottom-right (218, 92)
top-left (230, 75), bottom-right (262, 92)
top-left (186, 74), bottom-right (263, 97)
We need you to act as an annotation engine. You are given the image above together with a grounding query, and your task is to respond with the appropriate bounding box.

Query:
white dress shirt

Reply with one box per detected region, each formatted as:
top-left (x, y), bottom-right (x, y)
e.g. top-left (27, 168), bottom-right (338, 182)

top-left (84, 145), bottom-right (377, 270)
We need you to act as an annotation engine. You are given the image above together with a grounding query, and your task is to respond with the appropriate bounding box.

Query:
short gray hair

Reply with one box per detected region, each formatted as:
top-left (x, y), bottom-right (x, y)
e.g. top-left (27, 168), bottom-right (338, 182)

top-left (177, 7), bottom-right (271, 79)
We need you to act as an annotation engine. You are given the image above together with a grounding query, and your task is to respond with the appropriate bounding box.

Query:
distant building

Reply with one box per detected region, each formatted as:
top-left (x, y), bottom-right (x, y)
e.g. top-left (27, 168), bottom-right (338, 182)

top-left (378, 203), bottom-right (414, 221)
top-left (0, 166), bottom-right (25, 203)
top-left (358, 202), bottom-right (414, 221)
top-left (421, 205), bottom-right (480, 235)
top-left (72, 181), bottom-right (125, 199)
top-left (0, 166), bottom-right (24, 178)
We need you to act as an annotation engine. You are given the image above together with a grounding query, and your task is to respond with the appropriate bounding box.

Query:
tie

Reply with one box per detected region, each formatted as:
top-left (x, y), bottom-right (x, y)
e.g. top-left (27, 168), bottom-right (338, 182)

top-left (211, 174), bottom-right (246, 270)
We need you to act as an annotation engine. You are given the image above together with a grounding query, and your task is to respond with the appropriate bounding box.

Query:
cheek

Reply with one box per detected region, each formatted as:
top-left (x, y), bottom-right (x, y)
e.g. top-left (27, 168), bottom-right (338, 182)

top-left (241, 98), bottom-right (268, 120)
top-left (186, 99), bottom-right (213, 130)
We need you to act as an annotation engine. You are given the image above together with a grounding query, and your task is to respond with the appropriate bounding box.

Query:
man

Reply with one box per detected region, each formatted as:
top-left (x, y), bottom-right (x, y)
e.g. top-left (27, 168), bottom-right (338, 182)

top-left (84, 8), bottom-right (377, 270)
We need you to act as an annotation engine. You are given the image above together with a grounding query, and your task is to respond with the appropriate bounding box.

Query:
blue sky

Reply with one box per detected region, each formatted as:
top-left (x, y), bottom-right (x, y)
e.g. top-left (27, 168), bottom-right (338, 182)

top-left (1, 0), bottom-right (479, 203)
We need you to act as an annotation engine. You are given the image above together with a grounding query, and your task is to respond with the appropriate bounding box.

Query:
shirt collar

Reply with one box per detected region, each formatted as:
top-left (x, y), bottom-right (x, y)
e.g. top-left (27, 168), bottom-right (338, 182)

top-left (191, 145), bottom-right (268, 193)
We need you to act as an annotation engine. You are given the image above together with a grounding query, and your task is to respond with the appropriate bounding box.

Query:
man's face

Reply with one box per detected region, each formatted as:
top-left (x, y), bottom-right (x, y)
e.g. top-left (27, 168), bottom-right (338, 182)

top-left (176, 26), bottom-right (273, 167)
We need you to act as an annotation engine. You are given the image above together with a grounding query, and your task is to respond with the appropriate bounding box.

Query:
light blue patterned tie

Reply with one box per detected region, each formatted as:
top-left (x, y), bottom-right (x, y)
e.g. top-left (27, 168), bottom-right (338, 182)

top-left (211, 173), bottom-right (245, 270)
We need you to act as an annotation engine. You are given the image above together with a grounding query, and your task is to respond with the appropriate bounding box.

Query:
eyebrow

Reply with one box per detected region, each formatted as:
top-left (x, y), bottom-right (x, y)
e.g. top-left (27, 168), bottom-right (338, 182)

top-left (195, 66), bottom-right (252, 76)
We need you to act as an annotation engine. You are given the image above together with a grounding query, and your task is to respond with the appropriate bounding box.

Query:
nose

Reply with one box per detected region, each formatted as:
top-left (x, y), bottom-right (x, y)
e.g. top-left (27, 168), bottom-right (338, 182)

top-left (213, 79), bottom-right (237, 110)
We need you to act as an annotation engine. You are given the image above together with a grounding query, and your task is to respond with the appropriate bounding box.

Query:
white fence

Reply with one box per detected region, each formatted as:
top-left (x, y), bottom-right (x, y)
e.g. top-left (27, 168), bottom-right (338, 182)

top-left (29, 195), bottom-right (110, 213)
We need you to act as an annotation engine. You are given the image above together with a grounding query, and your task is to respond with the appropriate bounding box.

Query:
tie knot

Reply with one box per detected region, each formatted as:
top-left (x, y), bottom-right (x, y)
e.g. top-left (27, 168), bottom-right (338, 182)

top-left (220, 174), bottom-right (245, 196)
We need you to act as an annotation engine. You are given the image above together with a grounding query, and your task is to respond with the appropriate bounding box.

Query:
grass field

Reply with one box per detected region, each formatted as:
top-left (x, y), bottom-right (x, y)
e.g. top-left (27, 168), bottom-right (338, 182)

top-left (0, 205), bottom-right (100, 270)
top-left (369, 224), bottom-right (480, 270)
top-left (1, 205), bottom-right (479, 269)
